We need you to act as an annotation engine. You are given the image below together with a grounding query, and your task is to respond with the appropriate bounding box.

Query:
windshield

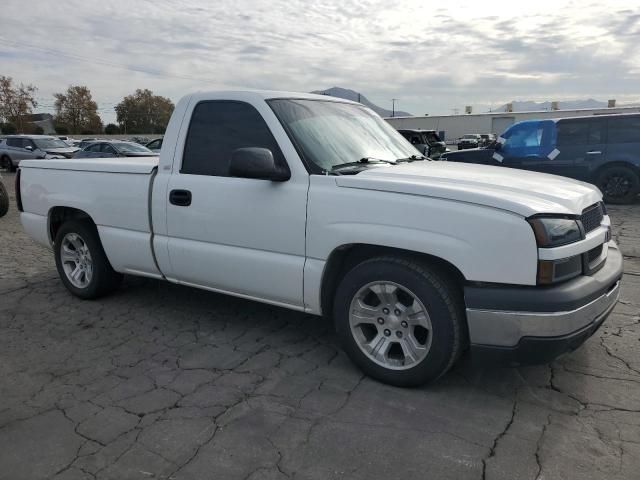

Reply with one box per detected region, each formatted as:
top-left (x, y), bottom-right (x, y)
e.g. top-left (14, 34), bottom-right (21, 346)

top-left (113, 142), bottom-right (152, 153)
top-left (463, 134), bottom-right (479, 139)
top-left (269, 99), bottom-right (419, 172)
top-left (424, 132), bottom-right (441, 144)
top-left (33, 138), bottom-right (69, 149)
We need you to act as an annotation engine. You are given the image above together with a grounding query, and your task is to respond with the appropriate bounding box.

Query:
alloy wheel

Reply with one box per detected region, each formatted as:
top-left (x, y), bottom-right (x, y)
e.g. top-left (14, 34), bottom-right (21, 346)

top-left (60, 233), bottom-right (93, 288)
top-left (349, 281), bottom-right (433, 370)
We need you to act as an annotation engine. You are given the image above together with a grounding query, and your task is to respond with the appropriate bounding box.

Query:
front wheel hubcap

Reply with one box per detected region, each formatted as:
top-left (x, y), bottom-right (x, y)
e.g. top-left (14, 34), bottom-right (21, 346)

top-left (349, 281), bottom-right (433, 370)
top-left (60, 233), bottom-right (93, 288)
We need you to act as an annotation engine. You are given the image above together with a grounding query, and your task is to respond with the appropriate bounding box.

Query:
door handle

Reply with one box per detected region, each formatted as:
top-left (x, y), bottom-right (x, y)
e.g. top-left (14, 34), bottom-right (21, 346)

top-left (169, 189), bottom-right (192, 206)
top-left (586, 151), bottom-right (602, 155)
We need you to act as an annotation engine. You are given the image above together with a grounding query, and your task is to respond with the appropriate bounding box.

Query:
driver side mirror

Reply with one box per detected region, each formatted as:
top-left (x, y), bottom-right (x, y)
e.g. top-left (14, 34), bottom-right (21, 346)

top-left (25, 145), bottom-right (33, 151)
top-left (230, 148), bottom-right (290, 181)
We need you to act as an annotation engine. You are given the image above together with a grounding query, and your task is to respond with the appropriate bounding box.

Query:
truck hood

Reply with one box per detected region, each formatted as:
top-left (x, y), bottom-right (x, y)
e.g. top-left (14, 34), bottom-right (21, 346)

top-left (334, 161), bottom-right (602, 217)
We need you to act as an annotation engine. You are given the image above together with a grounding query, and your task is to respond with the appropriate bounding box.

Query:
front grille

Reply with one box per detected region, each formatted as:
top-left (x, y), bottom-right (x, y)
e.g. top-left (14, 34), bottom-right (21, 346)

top-left (580, 203), bottom-right (604, 234)
top-left (588, 244), bottom-right (603, 263)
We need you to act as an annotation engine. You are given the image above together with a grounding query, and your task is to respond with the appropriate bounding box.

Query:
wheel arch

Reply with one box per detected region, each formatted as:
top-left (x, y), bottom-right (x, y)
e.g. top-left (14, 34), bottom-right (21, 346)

top-left (592, 160), bottom-right (640, 182)
top-left (48, 206), bottom-right (95, 245)
top-left (319, 243), bottom-right (466, 317)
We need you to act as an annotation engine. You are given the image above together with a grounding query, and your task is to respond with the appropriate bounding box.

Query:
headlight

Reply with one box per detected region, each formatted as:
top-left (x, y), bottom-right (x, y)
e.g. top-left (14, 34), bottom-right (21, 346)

top-left (528, 217), bottom-right (582, 247)
top-left (528, 217), bottom-right (585, 284)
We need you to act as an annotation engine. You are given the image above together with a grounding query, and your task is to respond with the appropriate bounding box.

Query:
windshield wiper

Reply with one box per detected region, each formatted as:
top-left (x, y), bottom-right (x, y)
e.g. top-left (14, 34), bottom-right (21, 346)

top-left (331, 157), bottom-right (397, 172)
top-left (396, 155), bottom-right (426, 163)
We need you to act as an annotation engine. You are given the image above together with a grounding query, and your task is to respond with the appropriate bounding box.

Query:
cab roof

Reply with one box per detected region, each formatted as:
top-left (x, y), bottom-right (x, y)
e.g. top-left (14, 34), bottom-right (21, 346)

top-left (186, 90), bottom-right (361, 104)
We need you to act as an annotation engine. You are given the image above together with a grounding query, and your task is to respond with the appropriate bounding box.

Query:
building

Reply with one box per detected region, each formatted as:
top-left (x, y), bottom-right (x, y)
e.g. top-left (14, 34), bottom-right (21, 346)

top-left (385, 105), bottom-right (640, 141)
top-left (25, 113), bottom-right (56, 134)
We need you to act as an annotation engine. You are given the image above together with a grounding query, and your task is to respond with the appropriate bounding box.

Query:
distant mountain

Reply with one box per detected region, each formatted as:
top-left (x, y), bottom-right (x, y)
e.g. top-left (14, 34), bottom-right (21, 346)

top-left (311, 87), bottom-right (412, 117)
top-left (492, 99), bottom-right (608, 112)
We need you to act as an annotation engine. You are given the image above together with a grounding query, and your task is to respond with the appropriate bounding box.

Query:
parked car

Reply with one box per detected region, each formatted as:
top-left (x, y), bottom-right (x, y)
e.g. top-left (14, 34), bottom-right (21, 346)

top-left (130, 136), bottom-right (151, 145)
top-left (442, 114), bottom-right (640, 204)
top-left (145, 138), bottom-right (163, 153)
top-left (479, 133), bottom-right (496, 147)
top-left (0, 135), bottom-right (79, 171)
top-left (396, 129), bottom-right (447, 159)
top-left (74, 141), bottom-right (156, 158)
top-left (17, 90), bottom-right (622, 387)
top-left (77, 138), bottom-right (99, 150)
top-left (457, 134), bottom-right (482, 150)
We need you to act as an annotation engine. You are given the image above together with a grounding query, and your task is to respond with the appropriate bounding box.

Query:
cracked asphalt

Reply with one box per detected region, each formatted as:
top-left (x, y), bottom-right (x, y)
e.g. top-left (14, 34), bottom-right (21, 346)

top-left (1, 171), bottom-right (639, 480)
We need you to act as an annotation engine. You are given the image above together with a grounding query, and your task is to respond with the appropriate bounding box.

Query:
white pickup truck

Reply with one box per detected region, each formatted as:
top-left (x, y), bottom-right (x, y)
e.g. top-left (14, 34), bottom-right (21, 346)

top-left (17, 91), bottom-right (623, 386)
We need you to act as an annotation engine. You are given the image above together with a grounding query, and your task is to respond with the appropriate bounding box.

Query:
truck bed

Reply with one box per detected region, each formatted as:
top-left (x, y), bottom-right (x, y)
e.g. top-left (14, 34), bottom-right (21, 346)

top-left (19, 156), bottom-right (162, 280)
top-left (19, 156), bottom-right (159, 174)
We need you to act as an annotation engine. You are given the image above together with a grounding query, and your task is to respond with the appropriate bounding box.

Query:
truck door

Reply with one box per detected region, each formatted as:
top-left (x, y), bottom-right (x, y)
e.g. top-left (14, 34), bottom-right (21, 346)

top-left (569, 118), bottom-right (608, 181)
top-left (163, 100), bottom-right (308, 309)
top-left (546, 118), bottom-right (607, 181)
top-left (500, 120), bottom-right (576, 178)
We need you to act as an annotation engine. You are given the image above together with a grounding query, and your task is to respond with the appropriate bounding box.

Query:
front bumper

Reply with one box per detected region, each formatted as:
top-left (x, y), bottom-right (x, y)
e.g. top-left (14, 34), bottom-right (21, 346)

top-left (466, 241), bottom-right (623, 365)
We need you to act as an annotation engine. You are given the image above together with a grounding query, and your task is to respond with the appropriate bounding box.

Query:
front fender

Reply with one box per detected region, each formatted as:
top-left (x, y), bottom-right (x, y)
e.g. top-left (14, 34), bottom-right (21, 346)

top-left (304, 176), bottom-right (539, 313)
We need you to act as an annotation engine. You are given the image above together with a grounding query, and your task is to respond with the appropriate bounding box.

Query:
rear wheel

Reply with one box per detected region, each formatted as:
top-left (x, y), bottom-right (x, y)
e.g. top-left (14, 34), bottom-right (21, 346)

top-left (333, 256), bottom-right (466, 387)
top-left (0, 180), bottom-right (8, 217)
top-left (54, 220), bottom-right (123, 299)
top-left (1, 156), bottom-right (15, 172)
top-left (597, 165), bottom-right (640, 204)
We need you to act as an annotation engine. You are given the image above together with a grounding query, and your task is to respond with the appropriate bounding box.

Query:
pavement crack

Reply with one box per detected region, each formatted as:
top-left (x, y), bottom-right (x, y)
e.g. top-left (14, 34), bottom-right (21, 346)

top-left (534, 415), bottom-right (551, 480)
top-left (481, 391), bottom-right (517, 480)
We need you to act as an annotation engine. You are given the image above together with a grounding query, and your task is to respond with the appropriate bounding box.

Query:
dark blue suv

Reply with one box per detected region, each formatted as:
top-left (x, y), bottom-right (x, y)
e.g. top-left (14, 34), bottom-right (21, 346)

top-left (441, 114), bottom-right (640, 204)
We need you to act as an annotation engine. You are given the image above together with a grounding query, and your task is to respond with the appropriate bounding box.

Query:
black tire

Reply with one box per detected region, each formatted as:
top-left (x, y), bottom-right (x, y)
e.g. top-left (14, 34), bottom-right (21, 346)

top-left (1, 156), bottom-right (15, 172)
top-left (596, 165), bottom-right (640, 204)
top-left (333, 256), bottom-right (466, 387)
top-left (54, 219), bottom-right (123, 299)
top-left (0, 181), bottom-right (8, 217)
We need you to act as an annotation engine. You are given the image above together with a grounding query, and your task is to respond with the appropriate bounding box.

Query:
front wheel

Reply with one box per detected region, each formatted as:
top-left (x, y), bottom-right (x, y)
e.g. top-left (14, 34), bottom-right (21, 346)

top-left (596, 165), bottom-right (640, 204)
top-left (333, 256), bottom-right (466, 387)
top-left (0, 181), bottom-right (8, 217)
top-left (54, 220), bottom-right (123, 299)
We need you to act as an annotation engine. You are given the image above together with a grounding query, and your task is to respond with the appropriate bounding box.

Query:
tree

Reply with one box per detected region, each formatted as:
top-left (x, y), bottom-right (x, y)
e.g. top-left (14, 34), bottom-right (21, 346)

top-left (54, 85), bottom-right (103, 134)
top-left (0, 76), bottom-right (38, 133)
top-left (115, 89), bottom-right (174, 134)
top-left (54, 125), bottom-right (69, 135)
top-left (0, 122), bottom-right (17, 134)
top-left (104, 123), bottom-right (120, 135)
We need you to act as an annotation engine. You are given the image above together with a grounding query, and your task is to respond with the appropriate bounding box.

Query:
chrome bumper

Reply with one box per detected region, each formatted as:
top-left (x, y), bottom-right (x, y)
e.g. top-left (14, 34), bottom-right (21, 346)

top-left (466, 280), bottom-right (620, 347)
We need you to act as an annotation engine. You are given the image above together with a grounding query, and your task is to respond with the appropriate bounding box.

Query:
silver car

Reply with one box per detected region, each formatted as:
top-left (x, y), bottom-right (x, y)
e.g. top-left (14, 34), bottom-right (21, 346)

top-left (0, 135), bottom-right (80, 172)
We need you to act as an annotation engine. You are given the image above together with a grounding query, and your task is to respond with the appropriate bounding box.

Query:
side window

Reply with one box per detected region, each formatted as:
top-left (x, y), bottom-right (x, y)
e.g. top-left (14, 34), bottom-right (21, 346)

top-left (588, 119), bottom-right (606, 144)
top-left (556, 121), bottom-right (589, 146)
top-left (607, 116), bottom-right (640, 144)
top-left (181, 101), bottom-right (286, 177)
top-left (6, 138), bottom-right (20, 148)
top-left (101, 144), bottom-right (117, 154)
top-left (87, 143), bottom-right (102, 152)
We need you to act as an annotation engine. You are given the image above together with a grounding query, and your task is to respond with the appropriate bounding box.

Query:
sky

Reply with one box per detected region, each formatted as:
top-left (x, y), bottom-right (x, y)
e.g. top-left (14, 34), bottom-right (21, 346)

top-left (1, 0), bottom-right (639, 123)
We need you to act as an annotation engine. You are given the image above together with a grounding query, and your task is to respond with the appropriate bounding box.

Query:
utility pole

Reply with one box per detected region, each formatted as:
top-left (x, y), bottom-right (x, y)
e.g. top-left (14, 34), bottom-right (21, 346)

top-left (392, 98), bottom-right (398, 117)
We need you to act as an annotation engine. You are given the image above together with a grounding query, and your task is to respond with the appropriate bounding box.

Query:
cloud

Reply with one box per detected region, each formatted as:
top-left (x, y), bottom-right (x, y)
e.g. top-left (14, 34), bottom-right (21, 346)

top-left (0, 0), bottom-right (638, 121)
